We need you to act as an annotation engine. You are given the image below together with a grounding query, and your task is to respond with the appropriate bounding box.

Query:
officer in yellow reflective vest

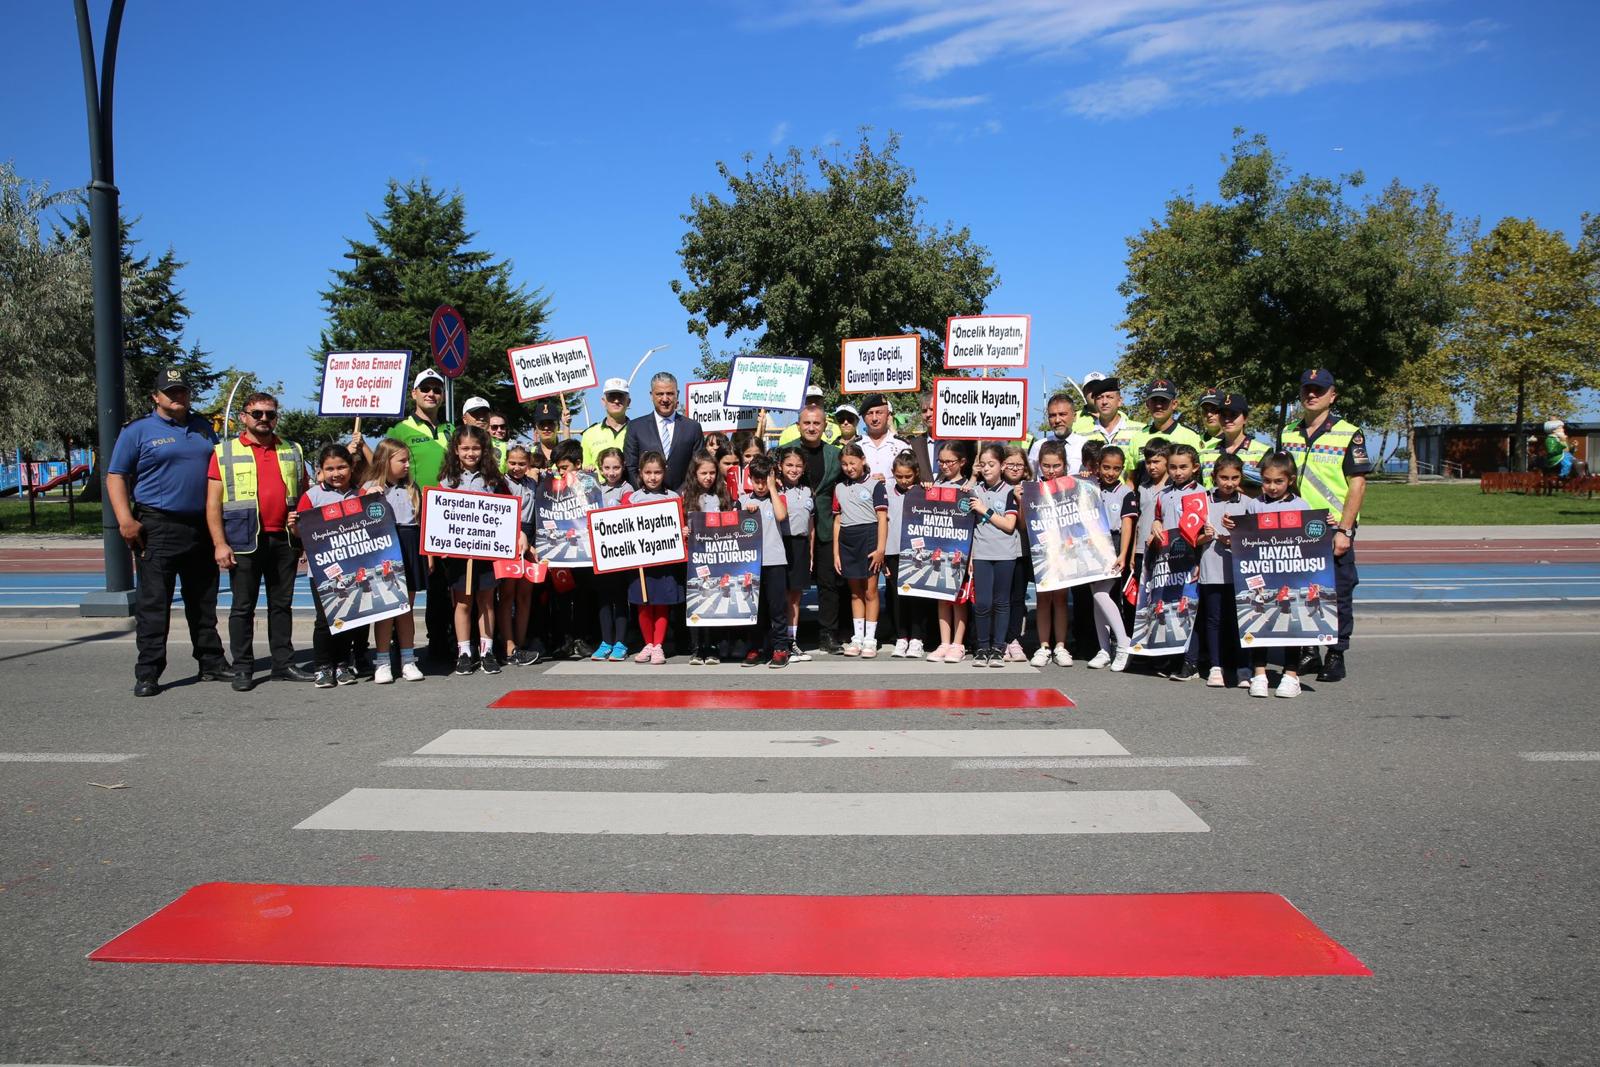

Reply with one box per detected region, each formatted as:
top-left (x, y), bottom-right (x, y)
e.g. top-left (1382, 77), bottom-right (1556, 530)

top-left (1278, 368), bottom-right (1372, 683)
top-left (1200, 392), bottom-right (1270, 492)
top-left (204, 391), bottom-right (313, 690)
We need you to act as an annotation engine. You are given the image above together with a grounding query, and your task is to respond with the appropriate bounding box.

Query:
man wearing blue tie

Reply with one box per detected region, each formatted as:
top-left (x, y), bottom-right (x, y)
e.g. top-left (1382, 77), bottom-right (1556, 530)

top-left (623, 371), bottom-right (704, 488)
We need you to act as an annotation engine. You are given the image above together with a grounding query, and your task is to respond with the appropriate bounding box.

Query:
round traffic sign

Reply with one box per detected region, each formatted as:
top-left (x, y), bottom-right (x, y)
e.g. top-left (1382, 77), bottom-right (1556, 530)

top-left (430, 305), bottom-right (469, 379)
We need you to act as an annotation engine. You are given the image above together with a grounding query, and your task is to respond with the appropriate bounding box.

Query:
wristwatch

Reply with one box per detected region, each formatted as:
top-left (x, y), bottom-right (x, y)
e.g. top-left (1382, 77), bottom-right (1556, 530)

top-left (1334, 526), bottom-right (1355, 538)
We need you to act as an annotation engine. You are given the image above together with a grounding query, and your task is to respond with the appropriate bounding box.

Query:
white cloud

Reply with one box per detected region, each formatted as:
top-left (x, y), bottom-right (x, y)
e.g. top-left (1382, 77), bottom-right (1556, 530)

top-left (771, 0), bottom-right (1451, 119)
top-left (770, 120), bottom-right (791, 145)
top-left (901, 93), bottom-right (991, 109)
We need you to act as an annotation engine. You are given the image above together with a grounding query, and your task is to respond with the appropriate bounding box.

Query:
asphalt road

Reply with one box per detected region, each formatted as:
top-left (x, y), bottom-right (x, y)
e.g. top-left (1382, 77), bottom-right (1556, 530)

top-left (2, 616), bottom-right (1597, 1065)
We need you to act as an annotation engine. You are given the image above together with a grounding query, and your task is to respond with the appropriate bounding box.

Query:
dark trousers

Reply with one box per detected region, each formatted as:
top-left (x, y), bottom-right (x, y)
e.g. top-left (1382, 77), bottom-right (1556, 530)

top-left (756, 565), bottom-right (789, 652)
top-left (1192, 582), bottom-right (1241, 674)
top-left (1006, 556), bottom-right (1030, 645)
top-left (309, 572), bottom-right (354, 670)
top-left (1333, 546), bottom-right (1358, 652)
top-left (882, 557), bottom-right (926, 644)
top-left (133, 508), bottom-right (226, 683)
top-left (596, 572), bottom-right (630, 646)
top-left (812, 538), bottom-right (845, 644)
top-left (972, 558), bottom-right (1017, 651)
top-left (1070, 585), bottom-right (1098, 656)
top-left (424, 560), bottom-right (454, 658)
top-left (227, 532), bottom-right (299, 674)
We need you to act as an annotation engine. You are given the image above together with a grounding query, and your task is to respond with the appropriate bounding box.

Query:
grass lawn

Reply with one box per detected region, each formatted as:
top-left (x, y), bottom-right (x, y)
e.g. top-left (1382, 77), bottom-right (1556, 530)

top-left (1361, 481), bottom-right (1600, 525)
top-left (0, 496), bottom-right (104, 536)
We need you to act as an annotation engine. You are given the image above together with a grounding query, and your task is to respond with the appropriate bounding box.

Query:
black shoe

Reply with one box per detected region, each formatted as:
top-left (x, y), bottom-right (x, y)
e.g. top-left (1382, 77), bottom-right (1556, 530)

top-left (133, 680), bottom-right (160, 698)
top-left (198, 663), bottom-right (232, 682)
top-left (231, 672), bottom-right (254, 693)
top-left (1316, 651), bottom-right (1347, 682)
top-left (819, 639), bottom-right (843, 656)
top-left (513, 648), bottom-right (541, 666)
top-left (354, 653), bottom-right (378, 679)
top-left (453, 653), bottom-right (475, 676)
top-left (1297, 649), bottom-right (1324, 676)
top-left (570, 639), bottom-right (596, 660)
top-left (1170, 661), bottom-right (1199, 682)
top-left (335, 666), bottom-right (359, 686)
top-left (480, 655), bottom-right (502, 675)
top-left (272, 664), bottom-right (317, 683)
top-left (313, 669), bottom-right (337, 689)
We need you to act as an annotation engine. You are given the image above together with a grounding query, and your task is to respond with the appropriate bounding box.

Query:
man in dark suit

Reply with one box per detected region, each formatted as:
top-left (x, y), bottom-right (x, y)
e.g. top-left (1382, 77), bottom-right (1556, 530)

top-left (623, 371), bottom-right (704, 488)
top-left (789, 404), bottom-right (846, 654)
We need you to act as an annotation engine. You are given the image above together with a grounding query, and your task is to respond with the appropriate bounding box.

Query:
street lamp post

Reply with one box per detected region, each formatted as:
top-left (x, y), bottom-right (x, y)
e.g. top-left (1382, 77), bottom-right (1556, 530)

top-left (75, 0), bottom-right (135, 616)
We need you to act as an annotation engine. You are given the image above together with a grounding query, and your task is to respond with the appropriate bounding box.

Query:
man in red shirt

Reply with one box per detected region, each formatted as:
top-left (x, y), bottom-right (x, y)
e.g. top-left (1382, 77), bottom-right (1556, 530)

top-left (205, 392), bottom-right (315, 690)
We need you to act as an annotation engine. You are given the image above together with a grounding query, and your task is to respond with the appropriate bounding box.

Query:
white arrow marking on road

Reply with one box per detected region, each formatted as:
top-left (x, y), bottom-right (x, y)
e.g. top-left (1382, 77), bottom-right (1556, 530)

top-left (415, 729), bottom-right (1129, 759)
top-left (296, 788), bottom-right (1209, 835)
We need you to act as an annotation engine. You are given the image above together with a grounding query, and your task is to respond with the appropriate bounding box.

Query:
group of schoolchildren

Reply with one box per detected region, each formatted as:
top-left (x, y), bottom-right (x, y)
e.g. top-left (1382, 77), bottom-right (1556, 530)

top-left (297, 408), bottom-right (1315, 698)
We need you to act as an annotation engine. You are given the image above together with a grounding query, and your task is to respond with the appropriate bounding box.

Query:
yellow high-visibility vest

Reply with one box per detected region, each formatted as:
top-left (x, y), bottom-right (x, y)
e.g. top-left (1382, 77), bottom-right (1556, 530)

top-left (215, 437), bottom-right (303, 553)
top-left (1280, 419), bottom-right (1359, 524)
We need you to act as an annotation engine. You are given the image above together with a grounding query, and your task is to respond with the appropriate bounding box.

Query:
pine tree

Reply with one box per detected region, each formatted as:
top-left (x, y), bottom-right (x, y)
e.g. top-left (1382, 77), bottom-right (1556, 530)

top-left (315, 179), bottom-right (550, 433)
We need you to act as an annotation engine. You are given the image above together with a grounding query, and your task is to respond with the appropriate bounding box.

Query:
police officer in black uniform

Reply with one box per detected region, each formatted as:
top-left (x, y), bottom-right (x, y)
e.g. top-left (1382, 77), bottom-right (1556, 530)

top-left (106, 367), bottom-right (231, 696)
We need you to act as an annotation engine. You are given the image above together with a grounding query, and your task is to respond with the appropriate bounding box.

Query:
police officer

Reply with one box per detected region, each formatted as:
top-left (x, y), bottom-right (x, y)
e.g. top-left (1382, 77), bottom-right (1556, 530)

top-left (205, 391), bottom-right (314, 690)
top-left (387, 368), bottom-right (454, 661)
top-left (1133, 378), bottom-right (1204, 454)
top-left (531, 397), bottom-right (567, 460)
top-left (1200, 392), bottom-right (1269, 492)
top-left (1074, 373), bottom-right (1145, 450)
top-left (106, 367), bottom-right (230, 696)
top-left (1278, 368), bottom-right (1372, 682)
top-left (581, 378), bottom-right (632, 470)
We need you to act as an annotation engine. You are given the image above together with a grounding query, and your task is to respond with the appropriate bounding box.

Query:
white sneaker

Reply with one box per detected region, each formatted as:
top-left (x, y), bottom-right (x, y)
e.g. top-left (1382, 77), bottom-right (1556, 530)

top-left (1030, 646), bottom-right (1052, 667)
top-left (891, 639), bottom-right (909, 658)
top-left (1005, 640), bottom-right (1027, 662)
top-left (841, 640), bottom-right (862, 657)
top-left (1249, 675), bottom-right (1270, 698)
top-left (1275, 675), bottom-right (1302, 699)
top-left (1236, 669), bottom-right (1253, 689)
top-left (861, 639), bottom-right (879, 659)
top-left (789, 640), bottom-right (812, 662)
top-left (1053, 645), bottom-right (1073, 667)
top-left (944, 645), bottom-right (966, 663)
top-left (925, 643), bottom-right (948, 663)
top-left (1206, 666), bottom-right (1226, 688)
top-left (905, 639), bottom-right (926, 659)
top-left (400, 661), bottom-right (425, 682)
top-left (373, 663), bottom-right (394, 685)
top-left (1110, 648), bottom-right (1130, 672)
top-left (1086, 649), bottom-right (1112, 670)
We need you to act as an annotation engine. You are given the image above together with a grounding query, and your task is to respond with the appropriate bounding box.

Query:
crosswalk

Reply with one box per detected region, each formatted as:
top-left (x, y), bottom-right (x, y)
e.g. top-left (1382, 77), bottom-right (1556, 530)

top-left (92, 683), bottom-right (1371, 978)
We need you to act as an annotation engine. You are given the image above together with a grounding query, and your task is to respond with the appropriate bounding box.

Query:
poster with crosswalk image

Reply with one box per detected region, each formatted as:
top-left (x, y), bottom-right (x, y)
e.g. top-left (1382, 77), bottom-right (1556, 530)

top-left (896, 486), bottom-right (974, 602)
top-left (1020, 477), bottom-right (1119, 591)
top-left (298, 496), bottom-right (411, 632)
top-left (686, 510), bottom-right (762, 626)
top-left (533, 470), bottom-right (604, 567)
top-left (1131, 534), bottom-right (1200, 655)
top-left (1230, 510), bottom-right (1339, 647)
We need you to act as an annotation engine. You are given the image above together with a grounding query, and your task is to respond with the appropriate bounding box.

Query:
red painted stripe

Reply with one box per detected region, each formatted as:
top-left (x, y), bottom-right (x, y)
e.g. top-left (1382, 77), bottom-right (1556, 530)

top-left (489, 688), bottom-right (1074, 710)
top-left (91, 883), bottom-right (1368, 978)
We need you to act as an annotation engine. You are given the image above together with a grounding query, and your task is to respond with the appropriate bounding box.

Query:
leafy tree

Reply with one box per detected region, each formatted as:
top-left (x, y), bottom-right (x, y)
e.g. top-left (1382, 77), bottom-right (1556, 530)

top-left (673, 130), bottom-right (997, 390)
top-left (316, 179), bottom-right (550, 433)
top-left (1117, 131), bottom-right (1459, 436)
top-left (1453, 216), bottom-right (1600, 468)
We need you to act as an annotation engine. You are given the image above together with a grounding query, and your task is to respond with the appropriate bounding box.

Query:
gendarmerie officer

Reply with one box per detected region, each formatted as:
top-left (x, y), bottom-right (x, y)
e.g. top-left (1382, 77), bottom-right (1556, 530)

top-left (106, 367), bottom-right (230, 696)
top-left (1278, 368), bottom-right (1372, 682)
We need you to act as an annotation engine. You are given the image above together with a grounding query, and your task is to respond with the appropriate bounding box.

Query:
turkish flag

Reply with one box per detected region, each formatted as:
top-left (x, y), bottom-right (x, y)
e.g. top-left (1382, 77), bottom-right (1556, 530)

top-left (1181, 492), bottom-right (1206, 515)
top-left (494, 559), bottom-right (525, 580)
top-left (1178, 509), bottom-right (1205, 547)
top-left (1123, 572), bottom-right (1139, 605)
top-left (524, 561), bottom-right (549, 585)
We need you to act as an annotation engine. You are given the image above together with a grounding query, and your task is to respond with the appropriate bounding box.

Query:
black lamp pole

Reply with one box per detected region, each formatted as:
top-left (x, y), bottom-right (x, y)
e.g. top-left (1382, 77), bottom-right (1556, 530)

top-left (75, 0), bottom-right (135, 615)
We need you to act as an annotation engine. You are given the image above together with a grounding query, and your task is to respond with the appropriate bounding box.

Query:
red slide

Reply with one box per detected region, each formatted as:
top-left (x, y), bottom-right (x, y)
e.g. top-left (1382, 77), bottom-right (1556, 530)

top-left (26, 464), bottom-right (89, 496)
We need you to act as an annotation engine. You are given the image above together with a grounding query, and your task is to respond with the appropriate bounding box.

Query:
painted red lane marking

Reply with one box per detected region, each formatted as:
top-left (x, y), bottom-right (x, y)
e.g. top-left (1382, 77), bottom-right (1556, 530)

top-left (489, 688), bottom-right (1074, 710)
top-left (90, 883), bottom-right (1368, 978)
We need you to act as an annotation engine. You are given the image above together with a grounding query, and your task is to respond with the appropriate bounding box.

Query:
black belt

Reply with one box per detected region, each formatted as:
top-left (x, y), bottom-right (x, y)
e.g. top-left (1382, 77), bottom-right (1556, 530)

top-left (134, 504), bottom-right (205, 521)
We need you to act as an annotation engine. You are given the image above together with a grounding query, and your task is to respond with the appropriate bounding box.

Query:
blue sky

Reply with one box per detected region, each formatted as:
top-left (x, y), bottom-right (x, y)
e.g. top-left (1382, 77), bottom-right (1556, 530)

top-left (4, 1), bottom-right (1596, 424)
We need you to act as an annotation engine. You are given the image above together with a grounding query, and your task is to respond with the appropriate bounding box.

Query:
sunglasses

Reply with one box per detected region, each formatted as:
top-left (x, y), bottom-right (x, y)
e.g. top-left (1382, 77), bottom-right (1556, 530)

top-left (416, 385), bottom-right (443, 395)
top-left (245, 409), bottom-right (279, 420)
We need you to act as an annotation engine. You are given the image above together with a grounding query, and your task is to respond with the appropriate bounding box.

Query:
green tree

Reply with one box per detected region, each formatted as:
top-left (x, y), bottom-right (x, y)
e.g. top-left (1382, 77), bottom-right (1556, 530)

top-left (673, 130), bottom-right (997, 390)
top-left (1454, 216), bottom-right (1600, 468)
top-left (1117, 131), bottom-right (1459, 436)
top-left (316, 179), bottom-right (550, 433)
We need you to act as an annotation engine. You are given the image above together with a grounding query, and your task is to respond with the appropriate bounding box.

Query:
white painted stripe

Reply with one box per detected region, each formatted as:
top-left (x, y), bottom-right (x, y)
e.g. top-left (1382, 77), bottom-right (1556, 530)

top-left (295, 788), bottom-right (1209, 835)
top-left (416, 729), bottom-right (1127, 759)
top-left (1353, 631), bottom-right (1600, 640)
top-left (0, 752), bottom-right (139, 763)
top-left (383, 756), bottom-right (668, 770)
top-left (954, 756), bottom-right (1252, 769)
top-left (1356, 596), bottom-right (1600, 604)
top-left (1519, 751), bottom-right (1600, 762)
top-left (540, 659), bottom-right (1040, 675)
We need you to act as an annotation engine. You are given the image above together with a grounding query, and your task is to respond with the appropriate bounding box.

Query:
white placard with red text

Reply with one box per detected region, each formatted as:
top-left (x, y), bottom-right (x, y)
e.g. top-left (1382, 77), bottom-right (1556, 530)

top-left (420, 487), bottom-right (521, 561)
top-left (943, 315), bottom-right (1031, 369)
top-left (685, 380), bottom-right (759, 434)
top-left (932, 377), bottom-right (1029, 441)
top-left (587, 498), bottom-right (689, 574)
top-left (507, 336), bottom-right (598, 403)
top-left (318, 351), bottom-right (412, 416)
top-left (841, 335), bottom-right (920, 394)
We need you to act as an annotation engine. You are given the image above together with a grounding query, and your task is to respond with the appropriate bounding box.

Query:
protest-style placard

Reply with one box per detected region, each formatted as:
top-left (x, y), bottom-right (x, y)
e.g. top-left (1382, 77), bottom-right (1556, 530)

top-left (318, 351), bottom-right (412, 417)
top-left (1020, 477), bottom-right (1120, 592)
top-left (1130, 532), bottom-right (1200, 656)
top-left (507, 336), bottom-right (598, 404)
top-left (931, 377), bottom-right (1028, 441)
top-left (686, 510), bottom-right (762, 626)
top-left (420, 487), bottom-right (521, 561)
top-left (299, 496), bottom-right (411, 630)
top-left (943, 314), bottom-right (1030, 369)
top-left (840, 335), bottom-right (920, 394)
top-left (896, 486), bottom-right (975, 602)
top-left (684, 380), bottom-right (760, 434)
top-left (587, 498), bottom-right (689, 574)
top-left (533, 471), bottom-right (604, 567)
top-left (1230, 509), bottom-right (1338, 648)
top-left (724, 355), bottom-right (813, 412)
